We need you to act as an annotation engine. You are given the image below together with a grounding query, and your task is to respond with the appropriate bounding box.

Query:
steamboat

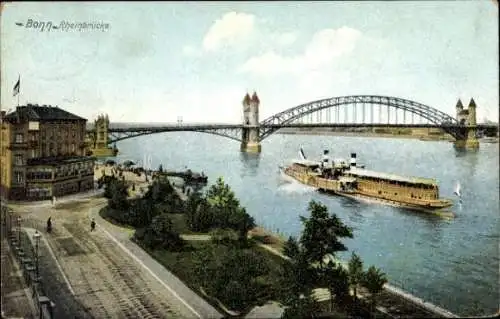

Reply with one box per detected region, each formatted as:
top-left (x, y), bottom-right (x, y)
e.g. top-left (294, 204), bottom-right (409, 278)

top-left (279, 149), bottom-right (455, 217)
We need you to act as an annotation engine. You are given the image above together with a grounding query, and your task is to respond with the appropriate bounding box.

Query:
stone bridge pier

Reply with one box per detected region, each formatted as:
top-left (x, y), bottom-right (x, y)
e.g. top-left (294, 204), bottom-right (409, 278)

top-left (454, 98), bottom-right (479, 149)
top-left (241, 92), bottom-right (262, 153)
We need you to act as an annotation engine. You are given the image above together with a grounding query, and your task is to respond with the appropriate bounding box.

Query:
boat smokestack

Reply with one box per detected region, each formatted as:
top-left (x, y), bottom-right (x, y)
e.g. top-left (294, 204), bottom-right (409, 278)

top-left (350, 153), bottom-right (357, 167)
top-left (323, 150), bottom-right (330, 166)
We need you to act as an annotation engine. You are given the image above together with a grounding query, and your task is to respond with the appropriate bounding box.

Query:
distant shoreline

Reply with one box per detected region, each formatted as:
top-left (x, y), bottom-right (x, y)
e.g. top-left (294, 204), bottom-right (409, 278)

top-left (276, 129), bottom-right (452, 141)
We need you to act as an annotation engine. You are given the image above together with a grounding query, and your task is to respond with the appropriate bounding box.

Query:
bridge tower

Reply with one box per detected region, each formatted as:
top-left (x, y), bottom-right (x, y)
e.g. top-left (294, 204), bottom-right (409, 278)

top-left (95, 114), bottom-right (109, 149)
top-left (454, 98), bottom-right (479, 149)
top-left (86, 114), bottom-right (118, 157)
top-left (241, 91), bottom-right (261, 153)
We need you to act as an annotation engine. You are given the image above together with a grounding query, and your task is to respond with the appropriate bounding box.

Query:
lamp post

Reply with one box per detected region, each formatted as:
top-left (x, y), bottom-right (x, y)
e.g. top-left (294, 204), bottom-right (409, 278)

top-left (33, 231), bottom-right (41, 280)
top-left (7, 210), bottom-right (12, 237)
top-left (17, 216), bottom-right (21, 245)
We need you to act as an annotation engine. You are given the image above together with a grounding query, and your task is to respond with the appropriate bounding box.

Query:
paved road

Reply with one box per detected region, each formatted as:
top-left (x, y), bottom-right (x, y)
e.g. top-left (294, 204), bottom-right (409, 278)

top-left (13, 197), bottom-right (222, 319)
top-left (21, 226), bottom-right (92, 319)
top-left (13, 198), bottom-right (220, 319)
top-left (88, 202), bottom-right (223, 319)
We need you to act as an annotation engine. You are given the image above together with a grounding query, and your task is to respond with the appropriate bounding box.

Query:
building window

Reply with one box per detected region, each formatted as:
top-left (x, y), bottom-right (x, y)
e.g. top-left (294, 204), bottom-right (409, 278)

top-left (14, 172), bottom-right (23, 184)
top-left (15, 133), bottom-right (24, 143)
top-left (14, 154), bottom-right (23, 166)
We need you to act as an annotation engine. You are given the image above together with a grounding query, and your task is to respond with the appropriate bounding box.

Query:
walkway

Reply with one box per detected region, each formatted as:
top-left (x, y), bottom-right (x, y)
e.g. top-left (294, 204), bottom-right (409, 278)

top-left (88, 202), bottom-right (223, 319)
top-left (6, 189), bottom-right (104, 208)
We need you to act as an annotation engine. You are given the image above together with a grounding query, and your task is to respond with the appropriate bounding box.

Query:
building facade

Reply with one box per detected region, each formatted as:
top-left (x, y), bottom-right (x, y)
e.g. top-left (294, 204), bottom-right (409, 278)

top-left (1, 104), bottom-right (95, 200)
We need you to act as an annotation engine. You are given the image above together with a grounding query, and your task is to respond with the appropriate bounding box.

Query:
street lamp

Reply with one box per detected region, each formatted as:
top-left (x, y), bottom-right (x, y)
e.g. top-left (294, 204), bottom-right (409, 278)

top-left (33, 231), bottom-right (41, 280)
top-left (7, 210), bottom-right (13, 236)
top-left (17, 216), bottom-right (21, 245)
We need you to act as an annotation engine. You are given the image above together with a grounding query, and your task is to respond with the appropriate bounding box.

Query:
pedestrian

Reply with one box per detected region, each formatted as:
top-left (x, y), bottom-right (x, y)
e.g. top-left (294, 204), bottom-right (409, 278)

top-left (46, 217), bottom-right (52, 233)
top-left (90, 218), bottom-right (96, 232)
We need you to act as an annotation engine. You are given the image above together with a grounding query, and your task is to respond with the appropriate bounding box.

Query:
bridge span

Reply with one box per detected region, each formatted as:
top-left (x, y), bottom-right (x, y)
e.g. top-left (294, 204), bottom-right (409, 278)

top-left (85, 94), bottom-right (496, 155)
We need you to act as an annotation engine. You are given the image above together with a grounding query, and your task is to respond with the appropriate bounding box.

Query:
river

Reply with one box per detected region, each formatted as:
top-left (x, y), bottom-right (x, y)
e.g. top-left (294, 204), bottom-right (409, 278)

top-left (112, 131), bottom-right (499, 316)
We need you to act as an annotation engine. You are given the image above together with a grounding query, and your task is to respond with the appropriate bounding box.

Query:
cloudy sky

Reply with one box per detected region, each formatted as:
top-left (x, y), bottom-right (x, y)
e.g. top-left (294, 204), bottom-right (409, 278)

top-left (1, 1), bottom-right (498, 123)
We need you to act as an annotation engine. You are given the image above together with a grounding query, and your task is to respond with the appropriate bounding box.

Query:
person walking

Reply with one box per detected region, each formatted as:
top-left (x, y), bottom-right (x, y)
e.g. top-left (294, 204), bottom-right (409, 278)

top-left (90, 218), bottom-right (96, 232)
top-left (46, 217), bottom-right (52, 233)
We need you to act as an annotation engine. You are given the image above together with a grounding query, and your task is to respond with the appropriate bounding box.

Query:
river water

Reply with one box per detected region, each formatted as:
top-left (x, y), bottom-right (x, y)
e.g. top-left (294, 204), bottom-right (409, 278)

top-left (113, 131), bottom-right (499, 316)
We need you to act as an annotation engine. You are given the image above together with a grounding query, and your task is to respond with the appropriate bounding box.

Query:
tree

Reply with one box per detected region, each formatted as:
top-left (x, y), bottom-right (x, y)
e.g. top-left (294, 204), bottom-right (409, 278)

top-left (299, 200), bottom-right (353, 267)
top-left (136, 214), bottom-right (185, 251)
top-left (107, 178), bottom-right (129, 211)
top-left (204, 177), bottom-right (255, 240)
top-left (278, 251), bottom-right (317, 305)
top-left (348, 252), bottom-right (364, 301)
top-left (281, 294), bottom-right (321, 319)
top-left (189, 200), bottom-right (214, 232)
top-left (193, 245), bottom-right (269, 311)
top-left (321, 262), bottom-right (350, 312)
top-left (361, 266), bottom-right (387, 315)
top-left (158, 164), bottom-right (163, 173)
top-left (227, 207), bottom-right (256, 241)
top-left (283, 236), bottom-right (300, 260)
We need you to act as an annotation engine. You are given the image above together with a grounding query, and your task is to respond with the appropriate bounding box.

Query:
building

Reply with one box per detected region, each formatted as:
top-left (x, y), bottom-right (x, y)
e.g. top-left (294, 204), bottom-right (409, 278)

top-left (1, 104), bottom-right (95, 201)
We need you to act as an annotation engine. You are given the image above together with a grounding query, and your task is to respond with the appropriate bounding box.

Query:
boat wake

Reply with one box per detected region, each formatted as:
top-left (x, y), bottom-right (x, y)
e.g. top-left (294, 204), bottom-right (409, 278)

top-left (278, 178), bottom-right (316, 194)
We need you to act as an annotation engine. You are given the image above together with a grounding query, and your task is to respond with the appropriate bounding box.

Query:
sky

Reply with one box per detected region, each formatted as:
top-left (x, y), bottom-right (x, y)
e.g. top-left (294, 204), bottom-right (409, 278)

top-left (1, 1), bottom-right (498, 124)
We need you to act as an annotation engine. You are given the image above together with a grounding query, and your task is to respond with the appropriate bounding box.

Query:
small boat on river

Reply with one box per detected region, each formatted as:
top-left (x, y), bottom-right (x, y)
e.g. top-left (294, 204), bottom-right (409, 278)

top-left (279, 149), bottom-right (454, 217)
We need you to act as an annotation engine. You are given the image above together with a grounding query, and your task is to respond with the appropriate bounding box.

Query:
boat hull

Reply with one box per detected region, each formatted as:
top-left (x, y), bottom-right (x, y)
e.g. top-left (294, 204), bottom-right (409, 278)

top-left (320, 188), bottom-right (455, 218)
top-left (282, 168), bottom-right (454, 217)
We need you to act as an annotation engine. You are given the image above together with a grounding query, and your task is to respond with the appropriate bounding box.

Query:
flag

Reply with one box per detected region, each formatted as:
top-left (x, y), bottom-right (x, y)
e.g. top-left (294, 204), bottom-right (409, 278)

top-left (13, 76), bottom-right (20, 97)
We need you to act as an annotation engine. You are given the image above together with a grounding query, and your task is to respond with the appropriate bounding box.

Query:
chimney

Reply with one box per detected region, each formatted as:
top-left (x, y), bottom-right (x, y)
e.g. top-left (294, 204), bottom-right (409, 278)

top-left (322, 150), bottom-right (330, 165)
top-left (350, 153), bottom-right (357, 167)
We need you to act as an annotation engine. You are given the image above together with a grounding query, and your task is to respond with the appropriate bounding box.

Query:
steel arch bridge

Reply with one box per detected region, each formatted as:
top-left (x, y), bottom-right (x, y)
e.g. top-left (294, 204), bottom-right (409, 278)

top-left (258, 95), bottom-right (461, 140)
top-left (106, 125), bottom-right (245, 144)
top-left (88, 95), bottom-right (473, 145)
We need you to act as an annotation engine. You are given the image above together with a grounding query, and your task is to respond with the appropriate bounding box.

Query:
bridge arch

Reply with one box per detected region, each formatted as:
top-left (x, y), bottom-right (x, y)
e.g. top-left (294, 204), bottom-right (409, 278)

top-left (259, 95), bottom-right (461, 140)
top-left (106, 127), bottom-right (244, 144)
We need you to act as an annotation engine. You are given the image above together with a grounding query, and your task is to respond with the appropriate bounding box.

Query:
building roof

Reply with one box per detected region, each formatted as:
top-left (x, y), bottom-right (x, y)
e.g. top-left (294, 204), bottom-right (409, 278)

top-left (347, 167), bottom-right (437, 185)
top-left (242, 93), bottom-right (251, 105)
top-left (468, 98), bottom-right (476, 108)
top-left (3, 104), bottom-right (86, 122)
top-left (27, 155), bottom-right (95, 166)
top-left (456, 99), bottom-right (463, 108)
top-left (251, 91), bottom-right (260, 104)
